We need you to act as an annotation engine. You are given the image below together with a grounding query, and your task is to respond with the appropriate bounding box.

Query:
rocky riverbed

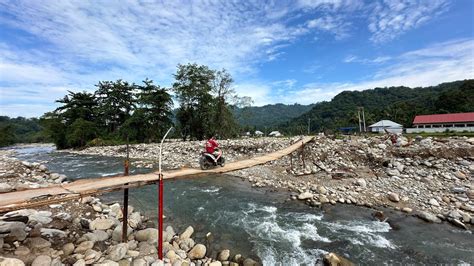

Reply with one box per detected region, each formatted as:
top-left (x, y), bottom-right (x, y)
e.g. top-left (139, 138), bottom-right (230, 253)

top-left (0, 150), bottom-right (259, 266)
top-left (68, 135), bottom-right (474, 230)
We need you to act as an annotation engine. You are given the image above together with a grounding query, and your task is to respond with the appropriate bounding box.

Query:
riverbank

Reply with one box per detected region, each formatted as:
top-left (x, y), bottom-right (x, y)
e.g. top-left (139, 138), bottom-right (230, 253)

top-left (69, 135), bottom-right (474, 230)
top-left (0, 150), bottom-right (258, 265)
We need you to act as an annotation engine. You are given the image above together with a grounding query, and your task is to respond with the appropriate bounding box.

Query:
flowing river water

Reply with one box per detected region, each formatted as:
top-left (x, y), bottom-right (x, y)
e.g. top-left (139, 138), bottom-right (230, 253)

top-left (10, 145), bottom-right (474, 265)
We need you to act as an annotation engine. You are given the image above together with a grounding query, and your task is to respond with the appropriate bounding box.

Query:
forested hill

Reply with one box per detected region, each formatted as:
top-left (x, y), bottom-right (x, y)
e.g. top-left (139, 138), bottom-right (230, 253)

top-left (0, 116), bottom-right (45, 146)
top-left (281, 79), bottom-right (474, 134)
top-left (234, 103), bottom-right (315, 128)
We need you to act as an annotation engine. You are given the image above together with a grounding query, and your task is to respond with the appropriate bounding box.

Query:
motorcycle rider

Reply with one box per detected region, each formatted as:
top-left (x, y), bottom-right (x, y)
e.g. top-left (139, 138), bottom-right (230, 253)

top-left (205, 135), bottom-right (222, 164)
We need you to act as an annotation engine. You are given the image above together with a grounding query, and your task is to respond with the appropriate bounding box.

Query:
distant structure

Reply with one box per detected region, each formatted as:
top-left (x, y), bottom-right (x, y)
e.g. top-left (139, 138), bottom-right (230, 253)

top-left (268, 131), bottom-right (282, 137)
top-left (254, 130), bottom-right (264, 136)
top-left (368, 120), bottom-right (403, 133)
top-left (407, 112), bottom-right (474, 133)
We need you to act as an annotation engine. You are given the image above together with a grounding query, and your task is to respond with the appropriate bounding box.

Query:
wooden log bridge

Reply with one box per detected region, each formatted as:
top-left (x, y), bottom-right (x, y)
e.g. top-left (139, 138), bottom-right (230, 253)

top-left (0, 136), bottom-right (314, 213)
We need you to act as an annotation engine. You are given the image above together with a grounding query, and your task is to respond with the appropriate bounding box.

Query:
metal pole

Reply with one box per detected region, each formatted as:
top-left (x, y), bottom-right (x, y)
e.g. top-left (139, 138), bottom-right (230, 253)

top-left (362, 108), bottom-right (366, 132)
top-left (122, 137), bottom-right (129, 243)
top-left (158, 127), bottom-right (173, 259)
top-left (358, 108), bottom-right (362, 133)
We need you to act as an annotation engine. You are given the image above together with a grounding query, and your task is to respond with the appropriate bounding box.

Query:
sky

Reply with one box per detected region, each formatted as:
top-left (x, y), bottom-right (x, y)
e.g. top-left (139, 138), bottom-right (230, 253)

top-left (0, 0), bottom-right (473, 118)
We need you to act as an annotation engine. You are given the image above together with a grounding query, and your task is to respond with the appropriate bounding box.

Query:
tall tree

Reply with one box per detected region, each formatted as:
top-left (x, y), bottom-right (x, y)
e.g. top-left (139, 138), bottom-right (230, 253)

top-left (55, 91), bottom-right (97, 125)
top-left (136, 78), bottom-right (173, 141)
top-left (95, 80), bottom-right (135, 134)
top-left (173, 63), bottom-right (215, 140)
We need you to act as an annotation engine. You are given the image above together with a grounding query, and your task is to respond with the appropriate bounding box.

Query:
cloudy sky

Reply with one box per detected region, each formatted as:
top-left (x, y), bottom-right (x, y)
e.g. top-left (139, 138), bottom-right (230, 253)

top-left (0, 0), bottom-right (473, 117)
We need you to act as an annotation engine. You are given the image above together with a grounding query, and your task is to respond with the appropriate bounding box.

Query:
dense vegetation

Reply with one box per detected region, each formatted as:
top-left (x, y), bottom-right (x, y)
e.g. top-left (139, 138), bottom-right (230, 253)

top-left (282, 79), bottom-right (474, 134)
top-left (0, 116), bottom-right (45, 147)
top-left (233, 103), bottom-right (315, 131)
top-left (38, 63), bottom-right (247, 149)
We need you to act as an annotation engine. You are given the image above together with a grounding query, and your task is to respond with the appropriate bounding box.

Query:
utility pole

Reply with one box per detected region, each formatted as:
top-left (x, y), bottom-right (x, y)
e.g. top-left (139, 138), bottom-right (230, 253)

top-left (362, 107), bottom-right (366, 132)
top-left (358, 108), bottom-right (362, 133)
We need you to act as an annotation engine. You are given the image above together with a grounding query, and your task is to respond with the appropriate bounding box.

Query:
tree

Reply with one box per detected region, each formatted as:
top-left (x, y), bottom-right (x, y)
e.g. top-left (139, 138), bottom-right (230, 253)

top-left (0, 125), bottom-right (16, 147)
top-left (211, 69), bottom-right (239, 138)
top-left (136, 79), bottom-right (173, 142)
top-left (55, 91), bottom-right (98, 126)
top-left (40, 112), bottom-right (68, 149)
top-left (95, 80), bottom-right (135, 134)
top-left (66, 118), bottom-right (97, 148)
top-left (173, 63), bottom-right (215, 140)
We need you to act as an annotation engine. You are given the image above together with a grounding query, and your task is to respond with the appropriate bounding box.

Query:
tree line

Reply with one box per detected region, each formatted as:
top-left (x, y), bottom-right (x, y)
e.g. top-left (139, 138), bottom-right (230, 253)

top-left (282, 79), bottom-right (474, 134)
top-left (39, 63), bottom-right (248, 149)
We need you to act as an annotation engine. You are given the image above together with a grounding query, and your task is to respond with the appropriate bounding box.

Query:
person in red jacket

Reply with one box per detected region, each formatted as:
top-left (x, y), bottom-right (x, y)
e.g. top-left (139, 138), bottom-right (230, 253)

top-left (205, 135), bottom-right (221, 164)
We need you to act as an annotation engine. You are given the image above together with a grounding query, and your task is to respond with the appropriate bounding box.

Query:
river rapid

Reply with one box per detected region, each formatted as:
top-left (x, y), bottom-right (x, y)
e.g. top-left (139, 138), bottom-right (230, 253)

top-left (11, 145), bottom-right (474, 265)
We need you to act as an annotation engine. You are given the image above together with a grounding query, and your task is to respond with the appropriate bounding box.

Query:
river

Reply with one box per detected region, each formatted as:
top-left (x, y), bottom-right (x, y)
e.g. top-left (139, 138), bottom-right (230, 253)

top-left (10, 145), bottom-right (474, 265)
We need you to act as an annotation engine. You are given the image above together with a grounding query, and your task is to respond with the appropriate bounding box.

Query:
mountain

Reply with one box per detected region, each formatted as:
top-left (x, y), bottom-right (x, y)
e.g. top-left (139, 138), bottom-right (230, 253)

top-left (281, 79), bottom-right (474, 134)
top-left (234, 103), bottom-right (315, 130)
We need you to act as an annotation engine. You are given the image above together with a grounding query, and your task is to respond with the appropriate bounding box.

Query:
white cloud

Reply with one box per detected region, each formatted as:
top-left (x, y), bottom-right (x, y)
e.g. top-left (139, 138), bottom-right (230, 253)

top-left (368, 0), bottom-right (450, 43)
top-left (273, 38), bottom-right (474, 104)
top-left (306, 15), bottom-right (351, 39)
top-left (343, 55), bottom-right (391, 64)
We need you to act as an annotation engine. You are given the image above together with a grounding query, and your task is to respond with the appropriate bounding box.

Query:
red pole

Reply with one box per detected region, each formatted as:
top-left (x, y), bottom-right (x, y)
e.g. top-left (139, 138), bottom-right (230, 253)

top-left (158, 173), bottom-right (163, 259)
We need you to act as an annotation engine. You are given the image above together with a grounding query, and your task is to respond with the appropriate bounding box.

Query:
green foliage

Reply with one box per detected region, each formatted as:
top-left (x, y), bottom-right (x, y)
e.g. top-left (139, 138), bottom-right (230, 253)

top-left (173, 64), bottom-right (241, 140)
top-left (41, 79), bottom-right (173, 149)
top-left (0, 116), bottom-right (45, 146)
top-left (282, 79), bottom-right (473, 134)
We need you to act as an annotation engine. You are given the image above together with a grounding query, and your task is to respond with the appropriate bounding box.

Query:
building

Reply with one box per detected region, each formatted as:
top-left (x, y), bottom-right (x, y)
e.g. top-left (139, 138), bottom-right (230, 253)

top-left (407, 112), bottom-right (474, 133)
top-left (269, 131), bottom-right (282, 137)
top-left (254, 130), bottom-right (264, 136)
top-left (368, 120), bottom-right (403, 133)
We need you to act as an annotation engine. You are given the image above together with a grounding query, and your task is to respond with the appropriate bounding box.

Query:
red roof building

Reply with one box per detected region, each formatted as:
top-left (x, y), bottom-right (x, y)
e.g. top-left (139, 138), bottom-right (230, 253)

top-left (412, 112), bottom-right (474, 129)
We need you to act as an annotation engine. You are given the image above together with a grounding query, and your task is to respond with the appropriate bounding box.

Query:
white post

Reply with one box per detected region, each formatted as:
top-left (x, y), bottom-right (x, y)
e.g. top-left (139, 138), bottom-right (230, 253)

top-left (159, 127), bottom-right (174, 174)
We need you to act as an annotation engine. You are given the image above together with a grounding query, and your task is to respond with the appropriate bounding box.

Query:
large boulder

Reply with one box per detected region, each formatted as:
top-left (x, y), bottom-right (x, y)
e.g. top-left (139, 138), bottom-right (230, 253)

top-left (26, 237), bottom-right (51, 253)
top-left (135, 228), bottom-right (158, 242)
top-left (90, 218), bottom-right (115, 230)
top-left (0, 221), bottom-right (27, 242)
top-left (107, 243), bottom-right (128, 261)
top-left (298, 192), bottom-right (313, 200)
top-left (0, 183), bottom-right (13, 193)
top-left (417, 211), bottom-right (441, 223)
top-left (323, 252), bottom-right (354, 266)
top-left (187, 244), bottom-right (206, 259)
top-left (0, 257), bottom-right (25, 266)
top-left (387, 192), bottom-right (400, 202)
top-left (179, 226), bottom-right (194, 240)
top-left (31, 255), bottom-right (52, 266)
top-left (112, 225), bottom-right (133, 242)
top-left (217, 249), bottom-right (230, 261)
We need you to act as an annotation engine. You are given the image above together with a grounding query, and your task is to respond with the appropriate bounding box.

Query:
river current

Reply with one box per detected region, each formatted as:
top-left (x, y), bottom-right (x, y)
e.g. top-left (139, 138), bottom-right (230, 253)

top-left (10, 145), bottom-right (474, 265)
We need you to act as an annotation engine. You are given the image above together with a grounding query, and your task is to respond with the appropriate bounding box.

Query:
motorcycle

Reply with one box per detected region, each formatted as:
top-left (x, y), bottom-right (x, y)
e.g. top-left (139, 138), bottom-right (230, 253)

top-left (199, 149), bottom-right (225, 170)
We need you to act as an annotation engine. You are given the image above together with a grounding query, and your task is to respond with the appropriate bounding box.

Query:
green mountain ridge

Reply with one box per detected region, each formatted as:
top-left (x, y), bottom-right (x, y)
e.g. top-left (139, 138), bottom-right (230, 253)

top-left (281, 79), bottom-right (474, 134)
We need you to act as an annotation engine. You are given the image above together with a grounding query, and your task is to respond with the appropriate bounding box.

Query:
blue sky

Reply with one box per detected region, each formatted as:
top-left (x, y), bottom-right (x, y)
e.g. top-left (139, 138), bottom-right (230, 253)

top-left (0, 0), bottom-right (473, 117)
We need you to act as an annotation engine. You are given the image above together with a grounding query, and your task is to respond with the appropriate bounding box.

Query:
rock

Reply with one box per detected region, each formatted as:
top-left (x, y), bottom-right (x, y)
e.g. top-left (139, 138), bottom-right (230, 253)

top-left (218, 249), bottom-right (230, 261)
top-left (466, 190), bottom-right (474, 199)
top-left (187, 244), bottom-right (206, 259)
top-left (90, 218), bottom-right (115, 230)
top-left (74, 240), bottom-right (94, 253)
top-left (112, 225), bottom-right (133, 242)
top-left (179, 226), bottom-right (194, 240)
top-left (377, 144), bottom-right (387, 149)
top-left (317, 186), bottom-right (327, 195)
top-left (84, 230), bottom-right (109, 242)
top-left (135, 228), bottom-right (158, 242)
top-left (29, 211), bottom-right (52, 225)
top-left (128, 212), bottom-right (142, 229)
top-left (417, 211), bottom-right (441, 223)
top-left (454, 171), bottom-right (466, 180)
top-left (0, 221), bottom-right (27, 241)
top-left (209, 262), bottom-right (222, 266)
top-left (0, 183), bottom-right (13, 193)
top-left (386, 169), bottom-right (400, 177)
top-left (372, 211), bottom-right (386, 222)
top-left (387, 192), bottom-right (400, 202)
top-left (355, 178), bottom-right (366, 188)
top-left (323, 252), bottom-right (354, 266)
top-left (298, 191), bottom-right (313, 200)
top-left (107, 243), bottom-right (128, 261)
top-left (27, 237), bottom-right (51, 252)
top-left (14, 246), bottom-right (30, 256)
top-left (0, 257), bottom-right (25, 266)
top-left (63, 243), bottom-right (75, 256)
top-left (73, 259), bottom-right (86, 266)
top-left (166, 250), bottom-right (177, 261)
top-left (429, 199), bottom-right (440, 207)
top-left (402, 207), bottom-right (412, 213)
top-left (179, 238), bottom-right (195, 251)
top-left (31, 255), bottom-right (52, 266)
top-left (138, 242), bottom-right (156, 256)
top-left (41, 228), bottom-right (66, 238)
top-left (449, 219), bottom-right (468, 230)
top-left (242, 258), bottom-right (259, 266)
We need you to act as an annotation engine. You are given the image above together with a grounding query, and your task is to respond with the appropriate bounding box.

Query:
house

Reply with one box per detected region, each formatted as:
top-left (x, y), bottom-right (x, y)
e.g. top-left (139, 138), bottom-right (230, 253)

top-left (268, 131), bottom-right (282, 137)
top-left (368, 120), bottom-right (403, 133)
top-left (407, 112), bottom-right (474, 133)
top-left (254, 130), bottom-right (264, 136)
